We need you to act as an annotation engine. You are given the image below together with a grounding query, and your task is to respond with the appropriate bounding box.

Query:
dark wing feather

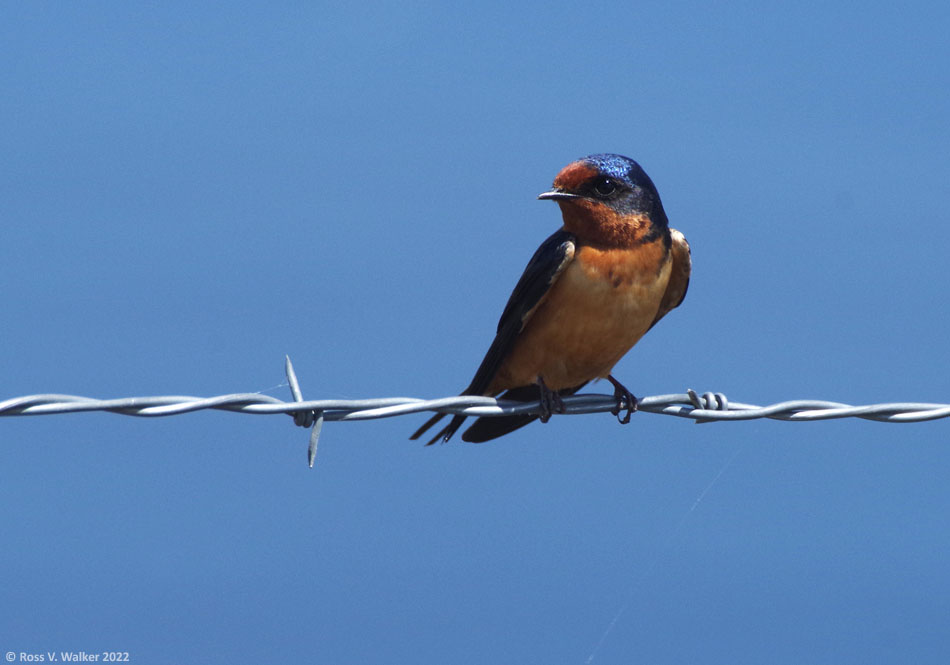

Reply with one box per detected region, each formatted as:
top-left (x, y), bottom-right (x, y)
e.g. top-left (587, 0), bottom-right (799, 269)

top-left (464, 229), bottom-right (576, 396)
top-left (410, 229), bottom-right (577, 444)
top-left (648, 228), bottom-right (691, 331)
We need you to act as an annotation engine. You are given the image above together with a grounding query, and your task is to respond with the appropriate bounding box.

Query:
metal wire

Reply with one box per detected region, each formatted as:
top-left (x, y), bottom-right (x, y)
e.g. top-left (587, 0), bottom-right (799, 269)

top-left (1, 357), bottom-right (946, 467)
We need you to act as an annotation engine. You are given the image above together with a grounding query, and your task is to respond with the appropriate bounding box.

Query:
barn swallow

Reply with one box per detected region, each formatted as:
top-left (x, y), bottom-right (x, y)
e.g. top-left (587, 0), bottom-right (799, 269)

top-left (411, 153), bottom-right (691, 444)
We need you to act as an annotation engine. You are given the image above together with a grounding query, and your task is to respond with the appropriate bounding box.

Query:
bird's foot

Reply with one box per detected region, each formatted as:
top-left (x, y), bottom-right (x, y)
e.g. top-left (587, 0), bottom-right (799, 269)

top-left (607, 375), bottom-right (638, 424)
top-left (537, 377), bottom-right (565, 423)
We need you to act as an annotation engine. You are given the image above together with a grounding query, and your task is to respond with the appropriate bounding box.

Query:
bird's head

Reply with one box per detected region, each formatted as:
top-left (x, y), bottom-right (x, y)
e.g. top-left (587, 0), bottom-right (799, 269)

top-left (539, 153), bottom-right (668, 246)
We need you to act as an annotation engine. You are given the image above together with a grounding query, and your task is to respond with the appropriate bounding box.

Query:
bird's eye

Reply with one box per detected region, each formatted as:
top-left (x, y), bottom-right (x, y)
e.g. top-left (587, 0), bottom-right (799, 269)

top-left (592, 176), bottom-right (617, 197)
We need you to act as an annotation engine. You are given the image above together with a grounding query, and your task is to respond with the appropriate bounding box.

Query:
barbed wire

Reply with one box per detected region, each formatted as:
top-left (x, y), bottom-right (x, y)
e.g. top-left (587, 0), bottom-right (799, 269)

top-left (2, 357), bottom-right (947, 467)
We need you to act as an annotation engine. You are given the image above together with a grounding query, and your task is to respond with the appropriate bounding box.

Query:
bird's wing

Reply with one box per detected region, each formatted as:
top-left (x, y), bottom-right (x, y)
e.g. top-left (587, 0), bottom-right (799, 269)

top-left (410, 229), bottom-right (576, 445)
top-left (648, 228), bottom-right (691, 330)
top-left (464, 229), bottom-right (577, 395)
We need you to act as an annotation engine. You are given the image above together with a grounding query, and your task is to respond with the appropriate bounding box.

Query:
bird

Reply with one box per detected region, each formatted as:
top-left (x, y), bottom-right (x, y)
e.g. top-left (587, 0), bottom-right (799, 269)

top-left (411, 153), bottom-right (691, 444)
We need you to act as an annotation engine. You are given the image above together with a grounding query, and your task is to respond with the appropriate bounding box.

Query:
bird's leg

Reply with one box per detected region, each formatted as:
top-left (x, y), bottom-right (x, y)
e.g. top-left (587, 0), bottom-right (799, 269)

top-left (607, 375), bottom-right (638, 424)
top-left (536, 376), bottom-right (565, 423)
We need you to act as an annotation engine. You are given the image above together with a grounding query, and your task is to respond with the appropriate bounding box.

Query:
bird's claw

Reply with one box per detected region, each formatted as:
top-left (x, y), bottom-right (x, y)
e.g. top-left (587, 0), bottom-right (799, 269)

top-left (537, 377), bottom-right (565, 423)
top-left (608, 375), bottom-right (638, 424)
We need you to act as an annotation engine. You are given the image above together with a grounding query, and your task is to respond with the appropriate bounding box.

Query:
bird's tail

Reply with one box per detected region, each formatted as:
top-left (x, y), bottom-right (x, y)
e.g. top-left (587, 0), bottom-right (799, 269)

top-left (460, 383), bottom-right (586, 443)
top-left (458, 386), bottom-right (539, 443)
top-left (412, 382), bottom-right (587, 444)
top-left (453, 383), bottom-right (586, 443)
top-left (410, 412), bottom-right (468, 446)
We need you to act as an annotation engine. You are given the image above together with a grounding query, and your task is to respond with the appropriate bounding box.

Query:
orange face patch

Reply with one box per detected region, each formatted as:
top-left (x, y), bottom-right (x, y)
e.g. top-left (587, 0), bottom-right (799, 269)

top-left (552, 161), bottom-right (597, 192)
top-left (558, 199), bottom-right (654, 248)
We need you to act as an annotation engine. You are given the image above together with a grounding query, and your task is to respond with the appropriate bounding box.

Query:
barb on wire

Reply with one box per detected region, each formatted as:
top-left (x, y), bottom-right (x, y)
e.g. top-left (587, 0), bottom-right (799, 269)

top-left (1, 356), bottom-right (946, 466)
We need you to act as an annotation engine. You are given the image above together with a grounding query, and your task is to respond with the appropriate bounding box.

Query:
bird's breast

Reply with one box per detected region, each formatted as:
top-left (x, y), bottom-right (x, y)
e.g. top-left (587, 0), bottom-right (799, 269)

top-left (492, 240), bottom-right (671, 392)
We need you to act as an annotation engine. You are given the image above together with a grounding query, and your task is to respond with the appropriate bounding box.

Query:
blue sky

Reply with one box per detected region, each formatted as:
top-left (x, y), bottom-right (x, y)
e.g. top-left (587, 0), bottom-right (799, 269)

top-left (2, 2), bottom-right (949, 663)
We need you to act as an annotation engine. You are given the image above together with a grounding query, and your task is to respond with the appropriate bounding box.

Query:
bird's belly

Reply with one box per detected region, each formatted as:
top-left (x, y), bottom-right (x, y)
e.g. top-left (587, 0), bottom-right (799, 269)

top-left (493, 245), bottom-right (671, 391)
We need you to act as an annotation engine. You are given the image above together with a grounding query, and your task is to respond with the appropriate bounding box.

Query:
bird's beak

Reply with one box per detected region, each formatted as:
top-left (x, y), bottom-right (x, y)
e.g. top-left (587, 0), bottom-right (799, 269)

top-left (537, 189), bottom-right (581, 201)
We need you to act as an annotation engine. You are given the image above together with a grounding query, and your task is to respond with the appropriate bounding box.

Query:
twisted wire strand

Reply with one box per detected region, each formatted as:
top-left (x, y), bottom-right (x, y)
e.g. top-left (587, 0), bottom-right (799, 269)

top-left (2, 357), bottom-right (945, 467)
top-left (3, 391), bottom-right (948, 423)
